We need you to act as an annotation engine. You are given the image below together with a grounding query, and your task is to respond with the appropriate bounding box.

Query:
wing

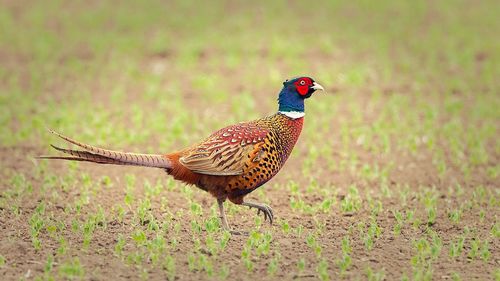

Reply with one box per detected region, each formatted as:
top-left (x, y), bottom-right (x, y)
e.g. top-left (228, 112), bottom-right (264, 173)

top-left (179, 122), bottom-right (269, 176)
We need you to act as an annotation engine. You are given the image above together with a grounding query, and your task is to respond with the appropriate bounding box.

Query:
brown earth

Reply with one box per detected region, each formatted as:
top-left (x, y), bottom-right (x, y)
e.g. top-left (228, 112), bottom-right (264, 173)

top-left (0, 97), bottom-right (498, 281)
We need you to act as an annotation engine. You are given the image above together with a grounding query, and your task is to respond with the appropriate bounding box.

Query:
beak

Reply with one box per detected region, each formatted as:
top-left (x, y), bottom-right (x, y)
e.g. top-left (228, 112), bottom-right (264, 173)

top-left (311, 82), bottom-right (324, 91)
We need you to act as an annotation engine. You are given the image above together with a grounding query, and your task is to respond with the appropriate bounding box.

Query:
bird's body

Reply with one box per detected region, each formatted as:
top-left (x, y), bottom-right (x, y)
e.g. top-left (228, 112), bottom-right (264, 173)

top-left (40, 76), bottom-right (324, 232)
top-left (169, 112), bottom-right (303, 204)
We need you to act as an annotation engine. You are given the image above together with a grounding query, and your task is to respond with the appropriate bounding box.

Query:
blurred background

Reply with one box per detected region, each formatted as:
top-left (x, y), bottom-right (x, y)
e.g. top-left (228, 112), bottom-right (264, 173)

top-left (2, 0), bottom-right (497, 151)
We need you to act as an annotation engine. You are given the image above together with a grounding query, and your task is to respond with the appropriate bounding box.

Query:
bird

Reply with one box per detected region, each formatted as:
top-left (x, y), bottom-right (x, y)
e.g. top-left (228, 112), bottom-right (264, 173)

top-left (39, 76), bottom-right (324, 233)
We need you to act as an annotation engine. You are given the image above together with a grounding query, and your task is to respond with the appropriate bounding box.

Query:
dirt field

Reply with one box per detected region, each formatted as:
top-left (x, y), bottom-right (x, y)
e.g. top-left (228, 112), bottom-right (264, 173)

top-left (1, 1), bottom-right (499, 280)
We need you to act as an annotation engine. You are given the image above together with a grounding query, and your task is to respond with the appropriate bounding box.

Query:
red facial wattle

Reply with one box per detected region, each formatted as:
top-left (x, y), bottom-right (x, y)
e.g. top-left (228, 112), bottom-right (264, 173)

top-left (294, 78), bottom-right (313, 96)
top-left (296, 85), bottom-right (309, 95)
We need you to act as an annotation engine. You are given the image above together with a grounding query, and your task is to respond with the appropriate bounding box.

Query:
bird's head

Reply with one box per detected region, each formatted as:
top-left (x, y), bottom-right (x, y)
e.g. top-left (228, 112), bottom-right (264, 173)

top-left (278, 76), bottom-right (324, 113)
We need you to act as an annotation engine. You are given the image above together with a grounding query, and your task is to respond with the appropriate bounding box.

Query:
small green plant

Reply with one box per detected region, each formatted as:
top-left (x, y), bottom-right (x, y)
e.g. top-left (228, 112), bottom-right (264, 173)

top-left (44, 254), bottom-right (54, 274)
top-left (316, 259), bottom-right (330, 281)
top-left (296, 258), bottom-right (306, 273)
top-left (410, 233), bottom-right (439, 281)
top-left (114, 235), bottom-right (126, 256)
top-left (190, 219), bottom-right (202, 234)
top-left (58, 258), bottom-right (84, 279)
top-left (219, 231), bottom-right (231, 250)
top-left (393, 209), bottom-right (404, 236)
top-left (449, 236), bottom-right (465, 258)
top-left (204, 216), bottom-right (220, 233)
top-left (468, 238), bottom-right (480, 259)
top-left (365, 266), bottom-right (385, 281)
top-left (336, 235), bottom-right (352, 276)
top-left (131, 230), bottom-right (147, 246)
top-left (480, 240), bottom-right (491, 261)
top-left (363, 219), bottom-right (382, 251)
top-left (267, 253), bottom-right (281, 276)
top-left (491, 223), bottom-right (500, 238)
top-left (429, 231), bottom-right (442, 260)
top-left (448, 208), bottom-right (461, 224)
top-left (218, 265), bottom-right (229, 280)
top-left (451, 272), bottom-right (461, 281)
top-left (306, 233), bottom-right (322, 258)
top-left (427, 207), bottom-right (437, 226)
top-left (57, 237), bottom-right (68, 255)
top-left (241, 245), bottom-right (254, 272)
top-left (136, 198), bottom-right (152, 225)
top-left (336, 253), bottom-right (351, 277)
top-left (340, 185), bottom-right (362, 213)
top-left (479, 209), bottom-right (486, 222)
top-left (281, 219), bottom-right (290, 234)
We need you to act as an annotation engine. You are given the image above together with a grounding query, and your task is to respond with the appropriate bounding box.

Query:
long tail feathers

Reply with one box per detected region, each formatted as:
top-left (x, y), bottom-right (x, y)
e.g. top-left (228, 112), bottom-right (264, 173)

top-left (38, 129), bottom-right (172, 169)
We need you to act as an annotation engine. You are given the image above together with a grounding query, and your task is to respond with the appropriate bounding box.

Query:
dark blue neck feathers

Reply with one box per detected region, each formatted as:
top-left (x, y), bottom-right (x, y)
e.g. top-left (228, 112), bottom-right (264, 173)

top-left (278, 85), bottom-right (305, 112)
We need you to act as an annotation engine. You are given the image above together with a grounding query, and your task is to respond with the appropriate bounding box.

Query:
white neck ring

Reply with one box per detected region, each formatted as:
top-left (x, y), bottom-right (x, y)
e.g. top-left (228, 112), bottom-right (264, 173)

top-left (279, 111), bottom-right (305, 119)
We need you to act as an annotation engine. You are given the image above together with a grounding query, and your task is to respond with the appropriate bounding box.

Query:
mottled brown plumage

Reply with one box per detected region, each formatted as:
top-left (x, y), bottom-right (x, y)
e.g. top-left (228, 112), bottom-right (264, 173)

top-left (170, 113), bottom-right (304, 204)
top-left (39, 76), bottom-right (324, 233)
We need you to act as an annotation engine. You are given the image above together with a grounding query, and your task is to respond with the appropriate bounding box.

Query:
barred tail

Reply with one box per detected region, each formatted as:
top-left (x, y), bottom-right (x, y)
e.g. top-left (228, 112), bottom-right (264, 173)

top-left (38, 129), bottom-right (172, 169)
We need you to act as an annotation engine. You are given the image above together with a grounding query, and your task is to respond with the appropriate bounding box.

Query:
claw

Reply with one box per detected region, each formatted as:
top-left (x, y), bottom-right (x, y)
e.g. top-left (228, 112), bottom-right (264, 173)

top-left (242, 202), bottom-right (274, 226)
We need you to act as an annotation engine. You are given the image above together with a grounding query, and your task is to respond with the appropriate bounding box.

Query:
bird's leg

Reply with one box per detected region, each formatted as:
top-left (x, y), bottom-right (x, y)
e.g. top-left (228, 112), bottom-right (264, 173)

top-left (218, 198), bottom-right (247, 235)
top-left (217, 198), bottom-right (230, 231)
top-left (241, 201), bottom-right (274, 225)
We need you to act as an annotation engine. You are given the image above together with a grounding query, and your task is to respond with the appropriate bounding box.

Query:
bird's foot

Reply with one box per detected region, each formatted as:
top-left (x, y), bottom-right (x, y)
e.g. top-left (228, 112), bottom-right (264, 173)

top-left (242, 202), bottom-right (274, 225)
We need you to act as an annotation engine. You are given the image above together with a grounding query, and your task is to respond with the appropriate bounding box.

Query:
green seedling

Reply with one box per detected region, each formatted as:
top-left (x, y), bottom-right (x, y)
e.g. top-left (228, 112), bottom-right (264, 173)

top-left (365, 266), bottom-right (385, 281)
top-left (448, 208), bottom-right (462, 224)
top-left (281, 219), bottom-right (290, 234)
top-left (393, 210), bottom-right (404, 236)
top-left (267, 253), bottom-right (281, 276)
top-left (296, 258), bottom-right (306, 273)
top-left (451, 272), bottom-right (461, 281)
top-left (449, 236), bottom-right (465, 258)
top-left (317, 259), bottom-right (330, 281)
top-left (306, 233), bottom-right (322, 258)
top-left (491, 223), bottom-right (500, 238)
top-left (58, 258), bottom-right (84, 279)
top-left (114, 235), bottom-right (126, 256)
top-left (340, 185), bottom-right (362, 213)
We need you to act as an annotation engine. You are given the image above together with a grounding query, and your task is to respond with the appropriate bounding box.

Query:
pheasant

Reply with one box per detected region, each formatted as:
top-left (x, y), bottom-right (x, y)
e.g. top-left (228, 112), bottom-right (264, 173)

top-left (40, 76), bottom-right (324, 233)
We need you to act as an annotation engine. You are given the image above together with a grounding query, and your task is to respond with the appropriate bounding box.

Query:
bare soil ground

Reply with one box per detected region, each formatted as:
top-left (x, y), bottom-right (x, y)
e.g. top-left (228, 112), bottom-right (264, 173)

top-left (0, 97), bottom-right (498, 281)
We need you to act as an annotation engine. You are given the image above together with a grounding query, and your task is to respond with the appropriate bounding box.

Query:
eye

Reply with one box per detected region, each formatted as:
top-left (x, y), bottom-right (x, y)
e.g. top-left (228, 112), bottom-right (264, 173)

top-left (299, 80), bottom-right (306, 85)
